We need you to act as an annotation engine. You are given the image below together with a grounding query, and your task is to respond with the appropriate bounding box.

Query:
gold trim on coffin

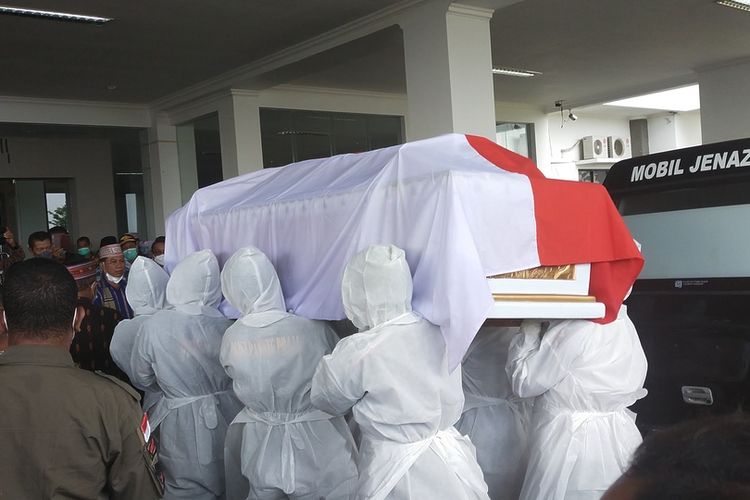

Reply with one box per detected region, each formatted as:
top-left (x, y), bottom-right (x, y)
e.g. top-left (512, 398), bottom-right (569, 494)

top-left (488, 264), bottom-right (576, 281)
top-left (492, 294), bottom-right (596, 303)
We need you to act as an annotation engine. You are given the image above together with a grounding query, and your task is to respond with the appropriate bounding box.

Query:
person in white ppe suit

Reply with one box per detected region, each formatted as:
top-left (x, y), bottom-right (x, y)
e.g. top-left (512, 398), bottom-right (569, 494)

top-left (110, 256), bottom-right (169, 411)
top-left (219, 246), bottom-right (358, 500)
top-left (456, 325), bottom-right (532, 500)
top-left (130, 249), bottom-right (243, 499)
top-left (507, 305), bottom-right (648, 500)
top-left (311, 244), bottom-right (490, 500)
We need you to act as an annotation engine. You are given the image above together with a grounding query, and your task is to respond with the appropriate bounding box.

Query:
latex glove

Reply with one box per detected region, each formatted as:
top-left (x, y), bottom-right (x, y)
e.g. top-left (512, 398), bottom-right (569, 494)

top-left (520, 320), bottom-right (543, 339)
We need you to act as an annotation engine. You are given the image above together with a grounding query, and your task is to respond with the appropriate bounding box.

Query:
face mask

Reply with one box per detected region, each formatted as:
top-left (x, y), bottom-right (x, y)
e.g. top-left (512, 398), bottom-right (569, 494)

top-left (123, 248), bottom-right (138, 262)
top-left (38, 250), bottom-right (53, 259)
top-left (106, 273), bottom-right (124, 284)
top-left (154, 254), bottom-right (165, 266)
top-left (77, 247), bottom-right (91, 257)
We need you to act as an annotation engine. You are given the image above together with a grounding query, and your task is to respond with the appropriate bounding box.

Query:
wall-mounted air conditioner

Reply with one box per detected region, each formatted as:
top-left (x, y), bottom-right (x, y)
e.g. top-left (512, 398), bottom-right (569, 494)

top-left (607, 136), bottom-right (631, 159)
top-left (581, 136), bottom-right (608, 160)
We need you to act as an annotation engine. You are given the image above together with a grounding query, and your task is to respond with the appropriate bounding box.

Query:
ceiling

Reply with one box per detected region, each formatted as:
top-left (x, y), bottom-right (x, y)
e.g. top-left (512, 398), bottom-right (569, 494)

top-left (0, 0), bottom-right (401, 102)
top-left (1, 0), bottom-right (750, 109)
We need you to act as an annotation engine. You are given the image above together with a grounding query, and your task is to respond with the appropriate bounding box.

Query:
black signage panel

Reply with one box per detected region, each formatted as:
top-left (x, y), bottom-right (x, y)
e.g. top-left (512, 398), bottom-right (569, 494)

top-left (604, 138), bottom-right (750, 193)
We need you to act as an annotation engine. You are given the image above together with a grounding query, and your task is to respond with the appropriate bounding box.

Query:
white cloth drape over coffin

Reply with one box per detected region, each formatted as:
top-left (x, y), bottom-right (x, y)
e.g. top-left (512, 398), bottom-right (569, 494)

top-left (166, 134), bottom-right (538, 369)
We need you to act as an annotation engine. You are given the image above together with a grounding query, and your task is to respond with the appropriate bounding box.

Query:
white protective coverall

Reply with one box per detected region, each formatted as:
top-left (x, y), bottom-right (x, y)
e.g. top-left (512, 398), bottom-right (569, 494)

top-left (219, 246), bottom-right (358, 500)
top-left (110, 256), bottom-right (169, 411)
top-left (455, 326), bottom-right (532, 500)
top-left (131, 249), bottom-right (243, 499)
top-left (311, 244), bottom-right (490, 500)
top-left (507, 308), bottom-right (648, 500)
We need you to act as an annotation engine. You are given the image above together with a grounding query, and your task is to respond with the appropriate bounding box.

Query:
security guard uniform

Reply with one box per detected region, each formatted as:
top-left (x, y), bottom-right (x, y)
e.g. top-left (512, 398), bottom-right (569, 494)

top-left (0, 344), bottom-right (163, 499)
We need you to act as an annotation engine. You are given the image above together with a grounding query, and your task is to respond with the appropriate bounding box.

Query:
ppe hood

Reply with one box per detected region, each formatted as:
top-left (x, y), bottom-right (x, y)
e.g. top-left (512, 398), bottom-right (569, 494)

top-left (166, 249), bottom-right (224, 317)
top-left (221, 246), bottom-right (286, 318)
top-left (341, 244), bottom-right (413, 331)
top-left (125, 256), bottom-right (169, 316)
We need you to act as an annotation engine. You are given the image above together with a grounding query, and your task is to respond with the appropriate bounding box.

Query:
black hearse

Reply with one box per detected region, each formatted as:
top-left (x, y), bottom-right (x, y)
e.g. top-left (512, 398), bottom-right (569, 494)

top-left (604, 138), bottom-right (750, 434)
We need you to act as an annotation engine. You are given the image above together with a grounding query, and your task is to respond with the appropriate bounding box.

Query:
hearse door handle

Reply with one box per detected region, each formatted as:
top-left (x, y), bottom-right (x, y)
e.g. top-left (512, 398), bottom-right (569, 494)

top-left (681, 386), bottom-right (714, 406)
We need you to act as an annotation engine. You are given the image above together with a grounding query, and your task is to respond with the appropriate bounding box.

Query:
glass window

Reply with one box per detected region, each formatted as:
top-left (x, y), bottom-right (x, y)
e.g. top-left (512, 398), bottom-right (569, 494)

top-left (578, 169), bottom-right (608, 184)
top-left (111, 130), bottom-right (147, 238)
top-left (496, 122), bottom-right (535, 161)
top-left (45, 192), bottom-right (68, 229)
top-left (260, 109), bottom-right (404, 168)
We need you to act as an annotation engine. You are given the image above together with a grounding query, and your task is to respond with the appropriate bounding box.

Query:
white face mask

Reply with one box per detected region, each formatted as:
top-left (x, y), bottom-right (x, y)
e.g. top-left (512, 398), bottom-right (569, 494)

top-left (106, 273), bottom-right (124, 284)
top-left (153, 254), bottom-right (165, 267)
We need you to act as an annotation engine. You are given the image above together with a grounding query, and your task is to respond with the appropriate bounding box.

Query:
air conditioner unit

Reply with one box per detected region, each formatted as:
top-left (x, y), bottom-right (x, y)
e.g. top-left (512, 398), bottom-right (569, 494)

top-left (581, 136), bottom-right (608, 160)
top-left (607, 136), bottom-right (631, 159)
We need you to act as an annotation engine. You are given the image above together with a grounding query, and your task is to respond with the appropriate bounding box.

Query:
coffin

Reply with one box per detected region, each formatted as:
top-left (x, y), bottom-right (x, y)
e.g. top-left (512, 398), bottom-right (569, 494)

top-left (487, 263), bottom-right (605, 319)
top-left (166, 133), bottom-right (642, 368)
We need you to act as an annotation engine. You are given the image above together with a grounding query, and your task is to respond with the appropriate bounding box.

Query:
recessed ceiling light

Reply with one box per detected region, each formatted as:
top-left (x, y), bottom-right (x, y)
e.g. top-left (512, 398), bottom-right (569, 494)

top-left (0, 5), bottom-right (112, 24)
top-left (716, 0), bottom-right (750, 11)
top-left (604, 84), bottom-right (700, 112)
top-left (492, 67), bottom-right (542, 78)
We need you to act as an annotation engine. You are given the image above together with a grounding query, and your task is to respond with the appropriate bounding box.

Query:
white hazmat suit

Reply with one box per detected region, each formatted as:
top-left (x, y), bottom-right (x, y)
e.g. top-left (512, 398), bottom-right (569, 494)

top-left (456, 326), bottom-right (532, 500)
top-left (507, 308), bottom-right (648, 500)
top-left (219, 246), bottom-right (358, 500)
top-left (311, 244), bottom-right (490, 500)
top-left (131, 249), bottom-right (242, 499)
top-left (110, 256), bottom-right (169, 411)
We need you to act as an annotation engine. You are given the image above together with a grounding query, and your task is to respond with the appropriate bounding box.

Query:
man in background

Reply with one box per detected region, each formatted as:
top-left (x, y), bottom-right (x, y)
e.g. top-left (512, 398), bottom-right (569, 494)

top-left (120, 233), bottom-right (140, 278)
top-left (28, 231), bottom-right (54, 258)
top-left (94, 243), bottom-right (133, 319)
top-left (151, 236), bottom-right (165, 267)
top-left (67, 259), bottom-right (129, 382)
top-left (0, 227), bottom-right (24, 283)
top-left (0, 258), bottom-right (162, 499)
top-left (77, 236), bottom-right (94, 260)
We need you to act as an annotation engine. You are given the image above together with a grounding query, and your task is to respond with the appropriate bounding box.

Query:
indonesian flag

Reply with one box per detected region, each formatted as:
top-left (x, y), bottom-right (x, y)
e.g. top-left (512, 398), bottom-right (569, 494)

top-left (166, 133), bottom-right (643, 369)
top-left (467, 134), bottom-right (644, 325)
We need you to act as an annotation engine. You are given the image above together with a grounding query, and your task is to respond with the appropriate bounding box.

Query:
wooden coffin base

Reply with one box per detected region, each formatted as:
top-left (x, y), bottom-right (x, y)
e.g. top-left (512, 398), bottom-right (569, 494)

top-left (488, 294), bottom-right (605, 320)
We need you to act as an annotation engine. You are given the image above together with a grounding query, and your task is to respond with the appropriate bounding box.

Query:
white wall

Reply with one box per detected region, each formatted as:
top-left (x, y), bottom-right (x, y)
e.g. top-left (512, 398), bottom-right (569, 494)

top-left (647, 113), bottom-right (678, 153)
top-left (2, 137), bottom-right (117, 247)
top-left (547, 113), bottom-right (631, 162)
top-left (648, 110), bottom-right (702, 153)
top-left (698, 60), bottom-right (750, 144)
top-left (258, 85), bottom-right (407, 117)
top-left (675, 110), bottom-right (702, 148)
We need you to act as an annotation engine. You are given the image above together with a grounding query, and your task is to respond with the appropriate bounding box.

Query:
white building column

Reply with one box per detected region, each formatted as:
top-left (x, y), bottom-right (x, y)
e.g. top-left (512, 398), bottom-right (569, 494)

top-left (399, 2), bottom-right (496, 140)
top-left (698, 60), bottom-right (750, 144)
top-left (217, 90), bottom-right (264, 178)
top-left (141, 114), bottom-right (181, 237)
top-left (176, 123), bottom-right (199, 204)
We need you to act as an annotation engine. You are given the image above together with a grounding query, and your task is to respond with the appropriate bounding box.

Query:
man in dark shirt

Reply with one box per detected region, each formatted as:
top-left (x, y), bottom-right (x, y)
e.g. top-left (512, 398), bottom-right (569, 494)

top-left (67, 259), bottom-right (129, 382)
top-left (0, 258), bottom-right (162, 499)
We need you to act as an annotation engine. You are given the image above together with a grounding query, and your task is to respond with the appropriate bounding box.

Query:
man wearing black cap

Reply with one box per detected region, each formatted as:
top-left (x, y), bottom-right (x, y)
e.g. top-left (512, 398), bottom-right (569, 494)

top-left (0, 258), bottom-right (163, 499)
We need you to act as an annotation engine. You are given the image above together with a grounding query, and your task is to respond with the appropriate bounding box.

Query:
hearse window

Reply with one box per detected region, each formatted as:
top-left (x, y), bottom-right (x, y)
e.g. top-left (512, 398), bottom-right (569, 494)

top-left (617, 179), bottom-right (750, 216)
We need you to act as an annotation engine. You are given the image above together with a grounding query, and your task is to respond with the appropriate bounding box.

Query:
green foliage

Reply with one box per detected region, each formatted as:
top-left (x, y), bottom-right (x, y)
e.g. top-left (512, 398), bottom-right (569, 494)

top-left (48, 204), bottom-right (69, 228)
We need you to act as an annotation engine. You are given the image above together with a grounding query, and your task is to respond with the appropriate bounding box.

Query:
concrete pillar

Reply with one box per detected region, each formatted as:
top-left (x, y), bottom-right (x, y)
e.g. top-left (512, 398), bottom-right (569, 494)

top-left (176, 123), bottom-right (199, 205)
top-left (217, 90), bottom-right (264, 178)
top-left (141, 114), bottom-right (181, 237)
top-left (400, 2), bottom-right (496, 140)
top-left (698, 60), bottom-right (750, 144)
